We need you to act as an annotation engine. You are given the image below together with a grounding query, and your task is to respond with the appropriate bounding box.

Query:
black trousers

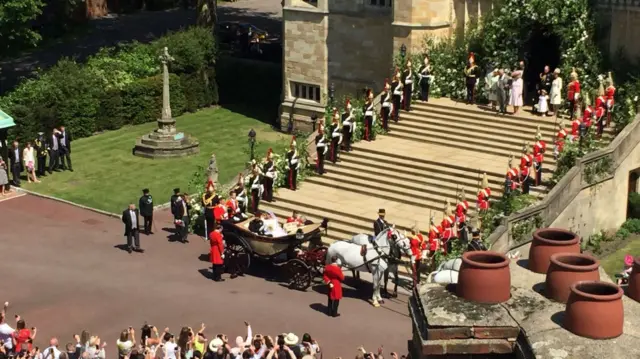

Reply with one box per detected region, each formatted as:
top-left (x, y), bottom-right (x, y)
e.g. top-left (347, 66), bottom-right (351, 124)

top-left (48, 150), bottom-right (59, 172)
top-left (403, 83), bottom-right (412, 111)
top-left (364, 116), bottom-right (373, 141)
top-left (342, 128), bottom-right (352, 151)
top-left (143, 215), bottom-right (153, 234)
top-left (11, 164), bottom-right (21, 185)
top-left (212, 264), bottom-right (223, 281)
top-left (327, 296), bottom-right (340, 317)
top-left (535, 164), bottom-right (542, 186)
top-left (37, 156), bottom-right (47, 176)
top-left (288, 168), bottom-right (297, 190)
top-left (420, 80), bottom-right (430, 102)
top-left (316, 148), bottom-right (325, 174)
top-left (412, 259), bottom-right (422, 285)
top-left (126, 228), bottom-right (141, 249)
top-left (204, 208), bottom-right (214, 234)
top-left (383, 264), bottom-right (399, 294)
top-left (330, 137), bottom-right (339, 163)
top-left (458, 222), bottom-right (469, 244)
top-left (59, 149), bottom-right (72, 170)
top-left (596, 119), bottom-right (605, 136)
top-left (262, 178), bottom-right (274, 202)
top-left (392, 95), bottom-right (401, 121)
top-left (466, 82), bottom-right (475, 104)
top-left (381, 106), bottom-right (390, 131)
top-left (568, 99), bottom-right (576, 120)
top-left (251, 189), bottom-right (260, 213)
top-left (521, 176), bottom-right (530, 194)
top-left (175, 216), bottom-right (189, 242)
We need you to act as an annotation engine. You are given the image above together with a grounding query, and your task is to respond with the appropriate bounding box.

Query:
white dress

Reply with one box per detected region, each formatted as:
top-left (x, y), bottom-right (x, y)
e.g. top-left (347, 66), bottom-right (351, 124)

top-left (509, 78), bottom-right (523, 106)
top-left (538, 95), bottom-right (549, 113)
top-left (23, 147), bottom-right (35, 170)
top-left (262, 218), bottom-right (287, 237)
top-left (550, 77), bottom-right (563, 105)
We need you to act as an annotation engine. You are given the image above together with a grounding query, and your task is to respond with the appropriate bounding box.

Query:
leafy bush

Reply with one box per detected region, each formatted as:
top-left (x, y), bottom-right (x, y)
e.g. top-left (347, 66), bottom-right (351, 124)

top-left (121, 73), bottom-right (186, 125)
top-left (621, 218), bottom-right (640, 234)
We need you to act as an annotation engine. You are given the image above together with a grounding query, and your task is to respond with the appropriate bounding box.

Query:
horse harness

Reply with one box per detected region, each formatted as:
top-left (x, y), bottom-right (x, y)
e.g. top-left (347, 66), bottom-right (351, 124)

top-left (357, 229), bottom-right (400, 273)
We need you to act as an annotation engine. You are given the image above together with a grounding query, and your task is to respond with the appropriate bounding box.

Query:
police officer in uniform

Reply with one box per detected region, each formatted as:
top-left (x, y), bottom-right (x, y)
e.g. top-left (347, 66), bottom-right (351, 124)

top-left (34, 132), bottom-right (48, 177)
top-left (139, 188), bottom-right (154, 235)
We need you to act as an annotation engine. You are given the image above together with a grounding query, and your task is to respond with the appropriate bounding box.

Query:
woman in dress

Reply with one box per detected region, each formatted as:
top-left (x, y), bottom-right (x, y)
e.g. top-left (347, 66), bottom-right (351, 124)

top-left (0, 158), bottom-right (8, 195)
top-left (22, 142), bottom-right (40, 183)
top-left (509, 71), bottom-right (524, 114)
top-left (549, 68), bottom-right (563, 116)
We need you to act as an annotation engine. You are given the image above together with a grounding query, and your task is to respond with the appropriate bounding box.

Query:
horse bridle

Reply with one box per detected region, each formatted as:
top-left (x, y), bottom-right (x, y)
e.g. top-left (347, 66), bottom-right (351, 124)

top-left (360, 229), bottom-right (405, 271)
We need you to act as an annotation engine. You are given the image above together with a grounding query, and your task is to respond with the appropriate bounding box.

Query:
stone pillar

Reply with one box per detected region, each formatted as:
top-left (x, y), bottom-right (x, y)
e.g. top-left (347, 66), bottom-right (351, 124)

top-left (158, 47), bottom-right (176, 136)
top-left (392, 0), bottom-right (453, 56)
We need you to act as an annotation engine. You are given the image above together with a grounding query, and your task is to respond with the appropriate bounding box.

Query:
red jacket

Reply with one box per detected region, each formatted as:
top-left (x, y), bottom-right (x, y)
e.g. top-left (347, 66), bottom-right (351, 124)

top-left (556, 129), bottom-right (567, 152)
top-left (605, 86), bottom-right (616, 107)
top-left (507, 168), bottom-right (519, 189)
top-left (534, 153), bottom-right (543, 168)
top-left (520, 154), bottom-right (532, 170)
top-left (583, 106), bottom-right (594, 127)
top-left (323, 264), bottom-right (344, 300)
top-left (533, 141), bottom-right (546, 156)
top-left (209, 230), bottom-right (225, 265)
top-left (571, 119), bottom-right (581, 136)
top-left (596, 95), bottom-right (606, 109)
top-left (226, 199), bottom-right (240, 215)
top-left (410, 234), bottom-right (424, 260)
top-left (456, 201), bottom-right (469, 223)
top-left (595, 106), bottom-right (605, 120)
top-left (428, 226), bottom-right (440, 252)
top-left (567, 80), bottom-right (580, 100)
top-left (477, 188), bottom-right (491, 210)
top-left (287, 217), bottom-right (304, 226)
top-left (214, 205), bottom-right (227, 221)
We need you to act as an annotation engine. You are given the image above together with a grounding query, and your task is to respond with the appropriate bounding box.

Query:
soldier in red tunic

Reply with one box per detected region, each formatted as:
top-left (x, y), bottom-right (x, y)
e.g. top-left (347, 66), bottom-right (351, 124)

top-left (570, 117), bottom-right (581, 142)
top-left (505, 155), bottom-right (519, 194)
top-left (440, 200), bottom-right (456, 253)
top-left (477, 173), bottom-right (491, 211)
top-left (567, 68), bottom-right (581, 120)
top-left (520, 143), bottom-right (533, 171)
top-left (605, 72), bottom-right (616, 127)
top-left (582, 99), bottom-right (595, 129)
top-left (323, 255), bottom-right (344, 317)
top-left (533, 127), bottom-right (546, 157)
top-left (554, 120), bottom-right (568, 159)
top-left (456, 189), bottom-right (469, 244)
top-left (409, 226), bottom-right (424, 286)
top-left (209, 224), bottom-right (225, 282)
top-left (520, 159), bottom-right (531, 194)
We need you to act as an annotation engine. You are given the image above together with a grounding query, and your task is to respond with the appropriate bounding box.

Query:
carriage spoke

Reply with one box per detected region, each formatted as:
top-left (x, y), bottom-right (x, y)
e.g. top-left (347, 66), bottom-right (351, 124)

top-left (286, 259), bottom-right (311, 291)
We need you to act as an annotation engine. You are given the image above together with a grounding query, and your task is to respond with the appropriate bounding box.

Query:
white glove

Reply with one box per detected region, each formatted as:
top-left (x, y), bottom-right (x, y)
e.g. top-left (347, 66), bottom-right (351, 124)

top-left (411, 255), bottom-right (416, 262)
top-left (329, 283), bottom-right (334, 288)
top-left (221, 255), bottom-right (225, 259)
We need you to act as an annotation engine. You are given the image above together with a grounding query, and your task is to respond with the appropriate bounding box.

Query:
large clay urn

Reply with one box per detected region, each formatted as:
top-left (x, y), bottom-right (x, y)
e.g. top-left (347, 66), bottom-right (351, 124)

top-left (545, 253), bottom-right (600, 303)
top-left (528, 228), bottom-right (580, 274)
top-left (564, 281), bottom-right (624, 339)
top-left (457, 251), bottom-right (511, 304)
top-left (628, 256), bottom-right (640, 302)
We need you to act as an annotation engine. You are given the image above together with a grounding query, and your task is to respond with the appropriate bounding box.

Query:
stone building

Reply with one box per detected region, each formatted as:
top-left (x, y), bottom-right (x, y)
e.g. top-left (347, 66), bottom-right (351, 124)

top-left (278, 0), bottom-right (640, 131)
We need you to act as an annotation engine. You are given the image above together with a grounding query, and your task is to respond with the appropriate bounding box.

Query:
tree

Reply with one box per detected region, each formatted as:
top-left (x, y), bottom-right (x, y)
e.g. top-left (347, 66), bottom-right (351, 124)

top-left (197, 0), bottom-right (217, 28)
top-left (0, 0), bottom-right (46, 53)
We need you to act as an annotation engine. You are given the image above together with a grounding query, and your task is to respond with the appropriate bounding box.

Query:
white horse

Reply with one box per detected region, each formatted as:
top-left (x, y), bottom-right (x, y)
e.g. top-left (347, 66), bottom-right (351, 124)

top-left (326, 228), bottom-right (411, 307)
top-left (427, 257), bottom-right (462, 284)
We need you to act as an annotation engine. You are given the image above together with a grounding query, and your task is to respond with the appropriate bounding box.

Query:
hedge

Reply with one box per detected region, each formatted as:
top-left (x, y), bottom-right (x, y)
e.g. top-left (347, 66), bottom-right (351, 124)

top-left (0, 26), bottom-right (218, 142)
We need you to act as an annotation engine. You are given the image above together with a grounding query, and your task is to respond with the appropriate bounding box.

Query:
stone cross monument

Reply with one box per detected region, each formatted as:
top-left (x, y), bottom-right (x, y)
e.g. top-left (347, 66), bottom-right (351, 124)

top-left (133, 47), bottom-right (200, 159)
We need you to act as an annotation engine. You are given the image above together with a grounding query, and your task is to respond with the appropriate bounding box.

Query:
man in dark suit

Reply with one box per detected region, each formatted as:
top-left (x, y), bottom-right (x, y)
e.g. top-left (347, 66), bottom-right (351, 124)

top-left (8, 141), bottom-right (23, 187)
top-left (122, 203), bottom-right (144, 253)
top-left (139, 188), bottom-right (154, 235)
top-left (49, 129), bottom-right (61, 173)
top-left (172, 193), bottom-right (191, 243)
top-left (170, 188), bottom-right (180, 218)
top-left (57, 126), bottom-right (73, 171)
top-left (373, 208), bottom-right (389, 236)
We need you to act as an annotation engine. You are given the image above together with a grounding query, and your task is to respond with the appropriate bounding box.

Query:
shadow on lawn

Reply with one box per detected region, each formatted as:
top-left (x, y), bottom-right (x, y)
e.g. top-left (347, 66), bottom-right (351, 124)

top-left (222, 103), bottom-right (280, 128)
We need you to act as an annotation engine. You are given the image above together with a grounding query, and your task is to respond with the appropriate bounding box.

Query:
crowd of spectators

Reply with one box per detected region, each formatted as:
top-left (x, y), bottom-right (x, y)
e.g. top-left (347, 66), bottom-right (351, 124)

top-left (1, 303), bottom-right (405, 359)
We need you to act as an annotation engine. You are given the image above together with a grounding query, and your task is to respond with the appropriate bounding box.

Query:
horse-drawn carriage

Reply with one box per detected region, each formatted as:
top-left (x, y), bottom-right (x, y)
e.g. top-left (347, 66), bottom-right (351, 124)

top-left (221, 217), bottom-right (329, 290)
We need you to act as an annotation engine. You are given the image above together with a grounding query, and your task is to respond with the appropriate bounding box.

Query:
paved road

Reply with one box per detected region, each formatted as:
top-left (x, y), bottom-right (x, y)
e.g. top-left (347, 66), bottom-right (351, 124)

top-left (0, 195), bottom-right (411, 357)
top-left (0, 0), bottom-right (283, 94)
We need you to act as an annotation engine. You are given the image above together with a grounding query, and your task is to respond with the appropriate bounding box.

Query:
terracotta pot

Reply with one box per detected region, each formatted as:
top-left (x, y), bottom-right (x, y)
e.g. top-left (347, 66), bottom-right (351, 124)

top-left (457, 251), bottom-right (511, 304)
top-left (528, 228), bottom-right (580, 274)
top-left (564, 281), bottom-right (624, 339)
top-left (545, 253), bottom-right (600, 303)
top-left (628, 256), bottom-right (640, 302)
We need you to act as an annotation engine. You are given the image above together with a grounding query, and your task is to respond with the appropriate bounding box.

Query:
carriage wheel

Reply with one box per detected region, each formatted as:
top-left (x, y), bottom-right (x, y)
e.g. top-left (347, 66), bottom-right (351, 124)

top-left (225, 242), bottom-right (251, 274)
top-left (285, 258), bottom-right (312, 291)
top-left (309, 246), bottom-right (328, 279)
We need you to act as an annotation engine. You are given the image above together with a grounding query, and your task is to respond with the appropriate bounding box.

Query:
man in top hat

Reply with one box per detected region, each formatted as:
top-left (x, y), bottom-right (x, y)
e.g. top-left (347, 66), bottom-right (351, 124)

top-left (440, 200), bottom-right (456, 253)
top-left (139, 188), bottom-right (154, 235)
top-left (315, 122), bottom-right (328, 175)
top-left (554, 120), bottom-right (568, 159)
top-left (122, 203), bottom-right (144, 253)
top-left (323, 255), bottom-right (344, 317)
top-left (286, 136), bottom-right (300, 190)
top-left (402, 59), bottom-right (413, 111)
top-left (391, 69), bottom-right (403, 121)
top-left (605, 71), bottom-right (616, 126)
top-left (567, 68), bottom-right (581, 120)
top-left (262, 149), bottom-right (277, 202)
top-left (505, 155), bottom-right (519, 196)
top-left (329, 109), bottom-right (342, 164)
top-left (380, 81), bottom-right (392, 132)
top-left (363, 90), bottom-right (375, 141)
top-left (342, 99), bottom-right (356, 151)
top-left (209, 224), bottom-right (225, 282)
top-left (34, 132), bottom-right (48, 177)
top-left (456, 189), bottom-right (469, 244)
top-left (464, 53), bottom-right (479, 104)
top-left (373, 209), bottom-right (389, 236)
top-left (477, 173), bottom-right (491, 211)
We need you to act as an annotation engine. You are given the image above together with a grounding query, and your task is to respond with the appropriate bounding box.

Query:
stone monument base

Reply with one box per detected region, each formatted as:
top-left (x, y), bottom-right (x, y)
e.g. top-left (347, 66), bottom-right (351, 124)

top-left (133, 129), bottom-right (200, 159)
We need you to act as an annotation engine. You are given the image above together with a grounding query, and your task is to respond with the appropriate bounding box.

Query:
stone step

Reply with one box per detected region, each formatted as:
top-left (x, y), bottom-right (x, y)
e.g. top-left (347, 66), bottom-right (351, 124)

top-left (327, 159), bottom-right (548, 197)
top-left (385, 129), bottom-right (558, 164)
top-left (346, 144), bottom-right (555, 175)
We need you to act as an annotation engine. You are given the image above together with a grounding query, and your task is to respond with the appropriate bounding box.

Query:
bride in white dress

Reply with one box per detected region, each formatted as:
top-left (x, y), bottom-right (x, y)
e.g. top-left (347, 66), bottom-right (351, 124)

top-left (261, 212), bottom-right (288, 237)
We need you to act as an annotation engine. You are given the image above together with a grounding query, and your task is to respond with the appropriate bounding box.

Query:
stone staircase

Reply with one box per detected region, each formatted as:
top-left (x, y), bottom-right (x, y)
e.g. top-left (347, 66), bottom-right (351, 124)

top-left (262, 98), bottom-right (613, 245)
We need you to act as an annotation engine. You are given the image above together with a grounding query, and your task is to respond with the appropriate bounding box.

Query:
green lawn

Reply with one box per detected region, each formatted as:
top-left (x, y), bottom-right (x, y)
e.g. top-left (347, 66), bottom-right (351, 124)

top-left (600, 235), bottom-right (640, 278)
top-left (23, 107), bottom-right (285, 213)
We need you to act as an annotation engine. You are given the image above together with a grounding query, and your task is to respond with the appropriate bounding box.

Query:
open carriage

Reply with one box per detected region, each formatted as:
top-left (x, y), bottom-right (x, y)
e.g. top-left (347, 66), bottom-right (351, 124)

top-left (221, 217), bottom-right (329, 290)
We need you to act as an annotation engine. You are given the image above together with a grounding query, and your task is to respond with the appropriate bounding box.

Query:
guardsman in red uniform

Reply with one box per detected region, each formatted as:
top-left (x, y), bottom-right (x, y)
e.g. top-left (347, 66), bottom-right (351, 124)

top-left (505, 155), bottom-right (519, 194)
top-left (456, 188), bottom-right (469, 244)
top-left (520, 157), bottom-right (531, 194)
top-left (286, 136), bottom-right (300, 190)
top-left (323, 255), bottom-right (345, 317)
top-left (409, 226), bottom-right (424, 286)
top-left (477, 173), bottom-right (491, 211)
top-left (567, 68), bottom-right (581, 120)
top-left (533, 135), bottom-right (545, 187)
top-left (341, 100), bottom-right (356, 151)
top-left (380, 80), bottom-right (392, 132)
top-left (363, 90), bottom-right (375, 141)
top-left (426, 216), bottom-right (441, 272)
top-left (520, 142), bottom-right (533, 171)
top-left (329, 108), bottom-right (342, 164)
top-left (570, 117), bottom-right (581, 142)
top-left (582, 99), bottom-right (595, 129)
top-left (533, 126), bottom-right (547, 157)
top-left (554, 120), bottom-right (568, 159)
top-left (209, 224), bottom-right (225, 282)
top-left (440, 200), bottom-right (456, 253)
top-left (605, 72), bottom-right (616, 127)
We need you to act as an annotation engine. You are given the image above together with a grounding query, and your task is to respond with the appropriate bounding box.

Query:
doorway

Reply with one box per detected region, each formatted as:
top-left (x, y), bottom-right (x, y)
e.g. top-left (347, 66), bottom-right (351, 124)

top-left (522, 25), bottom-right (561, 105)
